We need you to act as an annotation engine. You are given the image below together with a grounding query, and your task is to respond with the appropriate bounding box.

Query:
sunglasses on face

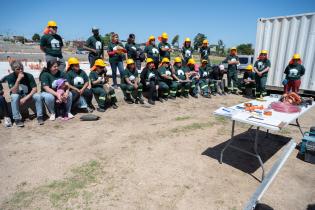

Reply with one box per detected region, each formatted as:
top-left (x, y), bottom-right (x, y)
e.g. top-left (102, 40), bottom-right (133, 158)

top-left (50, 26), bottom-right (58, 29)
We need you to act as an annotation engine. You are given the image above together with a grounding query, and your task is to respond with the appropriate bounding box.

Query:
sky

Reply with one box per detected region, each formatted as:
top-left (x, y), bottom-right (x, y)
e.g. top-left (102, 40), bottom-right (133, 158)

top-left (0, 0), bottom-right (314, 48)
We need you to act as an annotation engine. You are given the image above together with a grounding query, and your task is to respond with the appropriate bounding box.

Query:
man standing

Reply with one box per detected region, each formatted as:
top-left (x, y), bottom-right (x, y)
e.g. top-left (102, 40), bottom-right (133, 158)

top-left (83, 27), bottom-right (104, 67)
top-left (40, 21), bottom-right (65, 71)
top-left (254, 50), bottom-right (271, 97)
top-left (225, 47), bottom-right (239, 94)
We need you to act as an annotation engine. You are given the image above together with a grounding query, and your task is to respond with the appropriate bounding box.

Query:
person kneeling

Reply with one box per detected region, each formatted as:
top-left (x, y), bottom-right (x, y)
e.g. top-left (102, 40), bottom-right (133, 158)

top-left (241, 65), bottom-right (256, 98)
top-left (157, 58), bottom-right (178, 101)
top-left (141, 58), bottom-right (159, 105)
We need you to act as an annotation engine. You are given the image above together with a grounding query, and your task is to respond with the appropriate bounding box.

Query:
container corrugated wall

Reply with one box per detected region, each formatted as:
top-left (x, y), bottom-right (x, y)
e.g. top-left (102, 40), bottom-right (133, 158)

top-left (255, 13), bottom-right (315, 93)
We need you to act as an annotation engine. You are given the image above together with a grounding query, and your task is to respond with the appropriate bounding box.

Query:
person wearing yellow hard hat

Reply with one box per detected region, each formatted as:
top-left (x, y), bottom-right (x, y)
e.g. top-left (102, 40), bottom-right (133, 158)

top-left (240, 64), bottom-right (256, 98)
top-left (65, 57), bottom-right (93, 112)
top-left (158, 32), bottom-right (172, 62)
top-left (254, 49), bottom-right (271, 97)
top-left (283, 53), bottom-right (305, 94)
top-left (107, 33), bottom-right (127, 89)
top-left (157, 57), bottom-right (178, 101)
top-left (120, 59), bottom-right (144, 104)
top-left (83, 26), bottom-right (104, 67)
top-left (199, 39), bottom-right (211, 62)
top-left (144, 35), bottom-right (160, 69)
top-left (140, 58), bottom-right (159, 105)
top-left (172, 57), bottom-right (191, 98)
top-left (89, 59), bottom-right (118, 112)
top-left (224, 47), bottom-right (240, 94)
top-left (40, 20), bottom-right (66, 72)
top-left (181, 38), bottom-right (194, 65)
top-left (185, 58), bottom-right (199, 98)
top-left (198, 60), bottom-right (212, 98)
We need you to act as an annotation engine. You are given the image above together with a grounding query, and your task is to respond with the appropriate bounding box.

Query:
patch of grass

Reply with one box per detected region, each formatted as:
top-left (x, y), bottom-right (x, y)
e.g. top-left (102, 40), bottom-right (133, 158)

top-left (279, 128), bottom-right (291, 135)
top-left (1, 160), bottom-right (102, 209)
top-left (171, 121), bottom-right (214, 133)
top-left (215, 116), bottom-right (229, 125)
top-left (174, 116), bottom-right (191, 121)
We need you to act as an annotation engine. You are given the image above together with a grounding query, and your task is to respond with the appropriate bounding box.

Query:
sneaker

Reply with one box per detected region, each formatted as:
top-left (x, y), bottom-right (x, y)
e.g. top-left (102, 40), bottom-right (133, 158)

top-left (112, 103), bottom-right (118, 109)
top-left (15, 119), bottom-right (24, 127)
top-left (148, 99), bottom-right (155, 105)
top-left (37, 116), bottom-right (44, 125)
top-left (163, 97), bottom-right (168, 101)
top-left (62, 117), bottom-right (69, 121)
top-left (212, 92), bottom-right (217, 96)
top-left (125, 98), bottom-right (134, 104)
top-left (4, 117), bottom-right (12, 128)
top-left (97, 107), bottom-right (106, 112)
top-left (87, 107), bottom-right (94, 113)
top-left (67, 113), bottom-right (74, 119)
top-left (138, 98), bottom-right (145, 104)
top-left (158, 97), bottom-right (164, 103)
top-left (49, 113), bottom-right (56, 121)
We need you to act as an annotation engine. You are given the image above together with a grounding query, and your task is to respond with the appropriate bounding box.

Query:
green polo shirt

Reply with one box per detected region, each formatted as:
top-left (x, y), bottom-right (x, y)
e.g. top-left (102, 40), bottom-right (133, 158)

top-left (40, 34), bottom-right (63, 58)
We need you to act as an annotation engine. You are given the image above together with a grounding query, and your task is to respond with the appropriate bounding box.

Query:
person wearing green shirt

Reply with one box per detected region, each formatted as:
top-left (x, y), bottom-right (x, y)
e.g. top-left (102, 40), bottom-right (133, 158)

top-left (172, 57), bottom-right (190, 98)
top-left (198, 60), bottom-right (212, 98)
top-left (144, 35), bottom-right (160, 69)
top-left (3, 60), bottom-right (44, 127)
top-left (225, 47), bottom-right (240, 94)
top-left (120, 59), bottom-right (144, 104)
top-left (181, 38), bottom-right (194, 65)
top-left (158, 57), bottom-right (178, 100)
top-left (158, 32), bottom-right (172, 61)
top-left (254, 50), bottom-right (271, 97)
top-left (125, 34), bottom-right (144, 70)
top-left (185, 58), bottom-right (199, 98)
top-left (199, 39), bottom-right (211, 61)
top-left (39, 60), bottom-right (73, 121)
top-left (89, 59), bottom-right (118, 112)
top-left (40, 21), bottom-right (65, 71)
top-left (140, 58), bottom-right (159, 105)
top-left (240, 65), bottom-right (256, 98)
top-left (65, 57), bottom-right (93, 112)
top-left (83, 27), bottom-right (104, 67)
top-left (107, 33), bottom-right (127, 88)
top-left (283, 53), bottom-right (305, 94)
top-left (0, 78), bottom-right (12, 127)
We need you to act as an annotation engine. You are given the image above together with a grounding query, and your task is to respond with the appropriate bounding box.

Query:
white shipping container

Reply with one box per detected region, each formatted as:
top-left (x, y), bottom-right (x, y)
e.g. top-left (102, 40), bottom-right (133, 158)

top-left (255, 13), bottom-right (315, 94)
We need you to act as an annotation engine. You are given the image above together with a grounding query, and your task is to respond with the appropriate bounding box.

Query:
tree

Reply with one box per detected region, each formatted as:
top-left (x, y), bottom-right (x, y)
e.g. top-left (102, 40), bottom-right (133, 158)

top-left (32, 33), bottom-right (40, 42)
top-left (193, 33), bottom-right (207, 50)
top-left (171, 35), bottom-right (179, 48)
top-left (236, 43), bottom-right (254, 55)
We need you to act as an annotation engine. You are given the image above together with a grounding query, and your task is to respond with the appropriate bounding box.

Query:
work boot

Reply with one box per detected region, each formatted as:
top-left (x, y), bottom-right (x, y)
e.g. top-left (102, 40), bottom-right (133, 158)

top-left (37, 116), bottom-right (44, 125)
top-left (15, 119), bottom-right (24, 127)
top-left (148, 99), bottom-right (155, 105)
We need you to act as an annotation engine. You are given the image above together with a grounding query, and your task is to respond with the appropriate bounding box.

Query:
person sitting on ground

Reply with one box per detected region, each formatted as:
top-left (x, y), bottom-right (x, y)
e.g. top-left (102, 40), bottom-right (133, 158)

top-left (185, 58), bottom-right (199, 98)
top-left (283, 53), bottom-right (305, 94)
top-left (0, 81), bottom-right (12, 127)
top-left (65, 57), bottom-right (93, 112)
top-left (140, 58), bottom-right (159, 105)
top-left (240, 64), bottom-right (256, 98)
top-left (198, 60), bottom-right (212, 98)
top-left (89, 59), bottom-right (118, 112)
top-left (121, 59), bottom-right (144, 104)
top-left (39, 60), bottom-right (73, 121)
top-left (172, 57), bottom-right (190, 98)
top-left (2, 60), bottom-right (44, 127)
top-left (210, 64), bottom-right (226, 96)
top-left (55, 79), bottom-right (69, 120)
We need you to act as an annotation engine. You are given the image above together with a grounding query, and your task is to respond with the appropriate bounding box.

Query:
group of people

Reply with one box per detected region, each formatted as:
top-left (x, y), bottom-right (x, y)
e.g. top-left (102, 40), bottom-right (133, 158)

top-left (0, 20), bottom-right (306, 128)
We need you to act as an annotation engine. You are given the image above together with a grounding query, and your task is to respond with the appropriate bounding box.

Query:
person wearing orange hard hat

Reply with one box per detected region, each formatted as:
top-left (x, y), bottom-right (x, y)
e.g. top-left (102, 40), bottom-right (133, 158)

top-left (283, 53), bottom-right (305, 94)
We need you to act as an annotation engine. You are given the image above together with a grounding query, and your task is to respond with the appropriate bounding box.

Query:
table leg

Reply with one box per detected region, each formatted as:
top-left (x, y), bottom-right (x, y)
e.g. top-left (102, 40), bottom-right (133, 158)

top-left (220, 120), bottom-right (235, 164)
top-left (296, 119), bottom-right (304, 136)
top-left (254, 127), bottom-right (265, 180)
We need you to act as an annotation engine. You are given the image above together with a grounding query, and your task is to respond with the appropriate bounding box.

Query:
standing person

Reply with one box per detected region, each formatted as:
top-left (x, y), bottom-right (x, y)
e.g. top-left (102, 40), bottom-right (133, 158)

top-left (0, 81), bottom-right (12, 127)
top-left (158, 32), bottom-right (172, 61)
top-left (121, 59), bottom-right (144, 104)
top-left (107, 33), bottom-right (126, 89)
top-left (158, 58), bottom-right (178, 100)
top-left (198, 60), bottom-right (212, 98)
top-left (225, 47), bottom-right (239, 94)
top-left (40, 60), bottom-right (73, 121)
top-left (125, 34), bottom-right (144, 71)
top-left (172, 57), bottom-right (190, 98)
top-left (144, 35), bottom-right (160, 68)
top-left (185, 58), bottom-right (199, 98)
top-left (199, 39), bottom-right (211, 63)
top-left (141, 58), bottom-right (159, 105)
top-left (240, 65), bottom-right (256, 98)
top-left (181, 38), bottom-right (194, 65)
top-left (40, 21), bottom-right (66, 71)
top-left (89, 59), bottom-right (118, 112)
top-left (254, 50), bottom-right (271, 97)
top-left (65, 57), bottom-right (93, 112)
top-left (3, 61), bottom-right (44, 126)
top-left (283, 53), bottom-right (305, 94)
top-left (83, 27), bottom-right (104, 67)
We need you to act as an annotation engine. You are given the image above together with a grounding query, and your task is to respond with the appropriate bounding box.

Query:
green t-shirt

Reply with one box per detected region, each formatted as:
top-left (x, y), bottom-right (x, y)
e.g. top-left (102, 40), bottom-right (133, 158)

top-left (254, 59), bottom-right (271, 77)
top-left (4, 72), bottom-right (36, 96)
top-left (284, 63), bottom-right (305, 81)
top-left (199, 65), bottom-right (212, 79)
top-left (40, 34), bottom-right (63, 58)
top-left (144, 44), bottom-right (160, 62)
top-left (89, 70), bottom-right (106, 88)
top-left (158, 66), bottom-right (172, 82)
top-left (199, 46), bottom-right (210, 60)
top-left (145, 68), bottom-right (158, 81)
top-left (226, 55), bottom-right (239, 73)
top-left (158, 42), bottom-right (171, 59)
top-left (40, 70), bottom-right (65, 92)
top-left (174, 65), bottom-right (187, 80)
top-left (66, 69), bottom-right (89, 89)
top-left (243, 71), bottom-right (255, 81)
top-left (107, 42), bottom-right (125, 63)
top-left (182, 46), bottom-right (194, 61)
top-left (86, 35), bottom-right (104, 57)
top-left (125, 42), bottom-right (140, 60)
top-left (121, 68), bottom-right (139, 84)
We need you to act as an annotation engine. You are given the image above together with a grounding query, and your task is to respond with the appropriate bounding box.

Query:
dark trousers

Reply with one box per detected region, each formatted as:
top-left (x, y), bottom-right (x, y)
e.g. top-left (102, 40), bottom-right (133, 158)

top-left (71, 89), bottom-right (93, 107)
top-left (0, 95), bottom-right (10, 118)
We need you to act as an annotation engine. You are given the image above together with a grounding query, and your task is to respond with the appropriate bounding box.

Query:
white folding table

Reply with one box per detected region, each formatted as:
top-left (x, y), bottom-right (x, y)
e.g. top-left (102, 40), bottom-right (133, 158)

top-left (214, 96), bottom-right (315, 181)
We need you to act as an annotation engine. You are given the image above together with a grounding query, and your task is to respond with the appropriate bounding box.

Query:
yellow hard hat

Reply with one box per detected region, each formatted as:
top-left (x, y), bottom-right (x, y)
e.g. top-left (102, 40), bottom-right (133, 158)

top-left (174, 57), bottom-right (182, 63)
top-left (245, 64), bottom-right (253, 71)
top-left (68, 57), bottom-right (79, 66)
top-left (91, 59), bottom-right (107, 70)
top-left (47, 20), bottom-right (57, 27)
top-left (202, 59), bottom-right (208, 63)
top-left (185, 38), bottom-right (191, 42)
top-left (260, 50), bottom-right (268, 54)
top-left (203, 39), bottom-right (208, 44)
top-left (187, 58), bottom-right (196, 65)
top-left (161, 57), bottom-right (170, 63)
top-left (161, 32), bottom-right (168, 39)
top-left (126, 59), bottom-right (135, 65)
top-left (230, 47), bottom-right (237, 51)
top-left (293, 53), bottom-right (301, 59)
top-left (146, 58), bottom-right (154, 63)
top-left (149, 35), bottom-right (155, 41)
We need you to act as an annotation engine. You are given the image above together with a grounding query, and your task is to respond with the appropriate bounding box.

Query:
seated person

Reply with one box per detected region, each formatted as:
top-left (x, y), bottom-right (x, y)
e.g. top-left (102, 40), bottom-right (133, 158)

top-left (198, 60), bottom-right (212, 98)
top-left (0, 81), bottom-right (12, 127)
top-left (141, 58), bottom-right (159, 105)
top-left (240, 64), bottom-right (256, 98)
top-left (172, 57), bottom-right (191, 98)
top-left (185, 58), bottom-right (199, 98)
top-left (210, 64), bottom-right (226, 96)
top-left (157, 58), bottom-right (178, 100)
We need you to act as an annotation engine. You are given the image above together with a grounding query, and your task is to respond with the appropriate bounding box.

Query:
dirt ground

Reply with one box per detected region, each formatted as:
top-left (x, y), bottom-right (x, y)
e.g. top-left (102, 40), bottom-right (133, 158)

top-left (0, 88), bottom-right (315, 210)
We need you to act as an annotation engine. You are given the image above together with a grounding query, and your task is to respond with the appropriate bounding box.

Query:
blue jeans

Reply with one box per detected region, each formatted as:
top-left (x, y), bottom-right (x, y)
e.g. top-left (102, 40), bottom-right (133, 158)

top-left (41, 92), bottom-right (72, 114)
top-left (110, 61), bottom-right (124, 86)
top-left (10, 93), bottom-right (43, 120)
